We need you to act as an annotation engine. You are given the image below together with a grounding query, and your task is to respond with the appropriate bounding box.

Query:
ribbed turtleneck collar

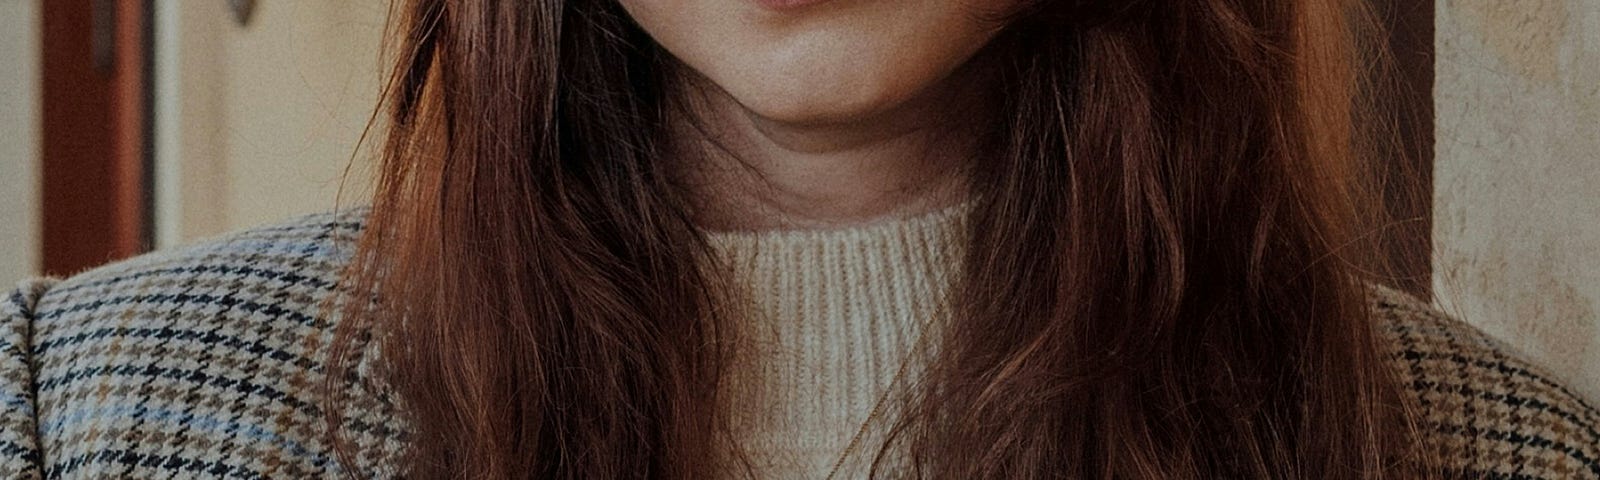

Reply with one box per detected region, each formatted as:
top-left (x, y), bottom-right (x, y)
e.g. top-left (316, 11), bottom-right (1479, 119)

top-left (700, 202), bottom-right (969, 479)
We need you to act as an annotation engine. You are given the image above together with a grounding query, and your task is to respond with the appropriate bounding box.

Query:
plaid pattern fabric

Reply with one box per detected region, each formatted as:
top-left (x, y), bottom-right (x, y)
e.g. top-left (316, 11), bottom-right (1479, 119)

top-left (0, 211), bottom-right (403, 479)
top-left (1, 211), bottom-right (1597, 478)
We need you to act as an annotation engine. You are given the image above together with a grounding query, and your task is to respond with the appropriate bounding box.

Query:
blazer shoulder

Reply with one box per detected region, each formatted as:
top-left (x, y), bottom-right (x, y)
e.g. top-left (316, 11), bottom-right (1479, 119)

top-left (1372, 286), bottom-right (1600, 479)
top-left (31, 209), bottom-right (368, 364)
top-left (19, 209), bottom-right (404, 478)
top-left (41, 208), bottom-right (367, 319)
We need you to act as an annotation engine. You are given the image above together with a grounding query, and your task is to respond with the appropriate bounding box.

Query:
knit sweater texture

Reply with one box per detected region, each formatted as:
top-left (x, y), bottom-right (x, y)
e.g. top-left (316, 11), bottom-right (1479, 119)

top-left (1, 208), bottom-right (1597, 479)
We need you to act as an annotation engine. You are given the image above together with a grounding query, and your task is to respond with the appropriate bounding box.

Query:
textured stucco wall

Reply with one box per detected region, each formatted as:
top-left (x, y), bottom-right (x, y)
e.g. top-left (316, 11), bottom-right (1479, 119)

top-left (1435, 0), bottom-right (1600, 401)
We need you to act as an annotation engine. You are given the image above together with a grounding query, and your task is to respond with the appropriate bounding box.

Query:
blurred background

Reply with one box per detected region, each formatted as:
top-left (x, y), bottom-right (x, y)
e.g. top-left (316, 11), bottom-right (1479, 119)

top-left (1, 1), bottom-right (382, 278)
top-left (1, 1), bottom-right (1597, 398)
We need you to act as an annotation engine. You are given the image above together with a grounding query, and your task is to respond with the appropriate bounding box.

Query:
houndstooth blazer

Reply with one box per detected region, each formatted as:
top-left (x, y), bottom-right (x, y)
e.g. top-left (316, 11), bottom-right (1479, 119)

top-left (2, 211), bottom-right (1597, 478)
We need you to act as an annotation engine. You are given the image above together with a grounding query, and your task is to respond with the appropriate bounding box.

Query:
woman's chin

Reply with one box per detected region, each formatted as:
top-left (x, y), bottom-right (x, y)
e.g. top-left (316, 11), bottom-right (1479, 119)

top-left (711, 72), bottom-right (921, 129)
top-left (737, 94), bottom-right (888, 128)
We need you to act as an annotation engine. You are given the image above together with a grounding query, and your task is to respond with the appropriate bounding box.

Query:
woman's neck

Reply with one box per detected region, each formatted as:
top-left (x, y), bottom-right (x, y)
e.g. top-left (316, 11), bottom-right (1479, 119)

top-left (674, 66), bottom-right (989, 232)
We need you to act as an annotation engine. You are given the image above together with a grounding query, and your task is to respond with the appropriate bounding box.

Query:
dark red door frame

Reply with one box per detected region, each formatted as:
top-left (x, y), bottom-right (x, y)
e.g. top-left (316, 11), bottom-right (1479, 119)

top-left (40, 0), bottom-right (152, 276)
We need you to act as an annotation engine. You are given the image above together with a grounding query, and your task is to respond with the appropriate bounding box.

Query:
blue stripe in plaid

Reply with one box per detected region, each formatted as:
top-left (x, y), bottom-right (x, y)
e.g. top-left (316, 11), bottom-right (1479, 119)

top-left (41, 405), bottom-right (329, 464)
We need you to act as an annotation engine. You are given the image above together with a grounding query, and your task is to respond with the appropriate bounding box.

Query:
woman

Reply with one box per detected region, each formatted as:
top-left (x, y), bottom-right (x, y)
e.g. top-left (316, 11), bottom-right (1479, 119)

top-left (3, 0), bottom-right (1597, 478)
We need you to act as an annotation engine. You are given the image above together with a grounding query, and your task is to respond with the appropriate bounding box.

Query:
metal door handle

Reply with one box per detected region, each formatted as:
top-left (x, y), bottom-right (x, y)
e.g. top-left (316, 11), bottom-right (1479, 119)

top-left (91, 0), bottom-right (115, 72)
top-left (228, 0), bottom-right (257, 27)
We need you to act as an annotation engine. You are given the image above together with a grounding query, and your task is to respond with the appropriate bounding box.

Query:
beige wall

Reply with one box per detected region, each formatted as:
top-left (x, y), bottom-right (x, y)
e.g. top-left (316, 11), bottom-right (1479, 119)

top-left (0, 0), bottom-right (40, 282)
top-left (1435, 0), bottom-right (1600, 400)
top-left (159, 1), bottom-right (385, 245)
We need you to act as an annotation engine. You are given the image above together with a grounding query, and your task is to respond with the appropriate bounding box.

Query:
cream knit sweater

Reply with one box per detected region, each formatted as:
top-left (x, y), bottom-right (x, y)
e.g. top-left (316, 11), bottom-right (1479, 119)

top-left (707, 204), bottom-right (967, 478)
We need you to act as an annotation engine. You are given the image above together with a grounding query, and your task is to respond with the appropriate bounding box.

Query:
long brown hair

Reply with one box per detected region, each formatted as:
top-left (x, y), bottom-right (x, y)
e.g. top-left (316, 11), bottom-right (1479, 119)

top-left (331, 0), bottom-right (1435, 478)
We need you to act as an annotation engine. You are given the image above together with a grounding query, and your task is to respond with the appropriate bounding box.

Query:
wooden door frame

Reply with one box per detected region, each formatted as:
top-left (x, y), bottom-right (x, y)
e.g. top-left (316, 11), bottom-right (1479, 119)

top-left (40, 0), bottom-right (153, 276)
